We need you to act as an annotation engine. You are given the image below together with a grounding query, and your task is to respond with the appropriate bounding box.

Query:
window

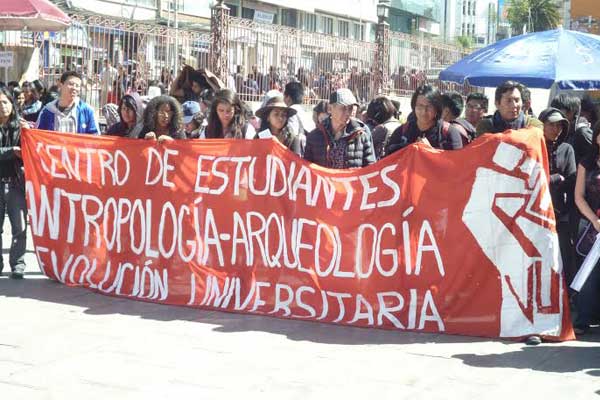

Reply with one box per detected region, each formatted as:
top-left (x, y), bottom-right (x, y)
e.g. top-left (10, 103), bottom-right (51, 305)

top-left (338, 20), bottom-right (349, 38)
top-left (281, 9), bottom-right (298, 27)
top-left (165, 0), bottom-right (182, 11)
top-left (303, 13), bottom-right (317, 32)
top-left (225, 4), bottom-right (238, 17)
top-left (472, 1), bottom-right (476, 16)
top-left (462, 1), bottom-right (466, 16)
top-left (467, 2), bottom-right (471, 16)
top-left (321, 16), bottom-right (333, 35)
top-left (461, 23), bottom-right (465, 36)
top-left (353, 23), bottom-right (364, 40)
top-left (241, 7), bottom-right (254, 20)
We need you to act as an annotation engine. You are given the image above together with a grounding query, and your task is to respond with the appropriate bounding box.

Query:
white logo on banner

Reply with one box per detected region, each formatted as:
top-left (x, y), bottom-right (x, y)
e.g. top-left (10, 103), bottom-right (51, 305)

top-left (462, 142), bottom-right (563, 337)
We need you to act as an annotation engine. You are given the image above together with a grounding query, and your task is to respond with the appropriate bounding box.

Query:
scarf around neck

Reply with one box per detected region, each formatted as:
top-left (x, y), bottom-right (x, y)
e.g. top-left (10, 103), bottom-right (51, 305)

top-left (492, 111), bottom-right (526, 133)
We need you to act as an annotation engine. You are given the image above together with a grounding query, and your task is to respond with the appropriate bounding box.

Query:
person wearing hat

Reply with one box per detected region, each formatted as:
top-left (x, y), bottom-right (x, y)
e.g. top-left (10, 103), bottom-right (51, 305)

top-left (255, 96), bottom-right (305, 157)
top-left (304, 88), bottom-right (375, 169)
top-left (182, 101), bottom-right (201, 137)
top-left (539, 108), bottom-right (577, 288)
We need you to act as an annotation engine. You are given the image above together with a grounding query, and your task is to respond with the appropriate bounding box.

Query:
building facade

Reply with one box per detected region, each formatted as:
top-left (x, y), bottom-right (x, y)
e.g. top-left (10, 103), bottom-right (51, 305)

top-left (441, 0), bottom-right (498, 46)
top-left (569, 0), bottom-right (600, 34)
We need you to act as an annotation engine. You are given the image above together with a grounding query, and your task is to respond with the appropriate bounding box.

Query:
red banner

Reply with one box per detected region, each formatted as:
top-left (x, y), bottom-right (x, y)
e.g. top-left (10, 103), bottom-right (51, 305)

top-left (21, 128), bottom-right (575, 340)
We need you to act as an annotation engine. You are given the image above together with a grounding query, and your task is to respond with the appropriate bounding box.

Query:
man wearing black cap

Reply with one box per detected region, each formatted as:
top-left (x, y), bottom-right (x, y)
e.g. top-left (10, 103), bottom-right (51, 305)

top-left (304, 88), bottom-right (375, 169)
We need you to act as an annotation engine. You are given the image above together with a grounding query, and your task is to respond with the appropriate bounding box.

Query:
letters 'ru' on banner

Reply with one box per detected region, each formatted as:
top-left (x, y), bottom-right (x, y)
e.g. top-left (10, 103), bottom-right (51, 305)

top-left (21, 128), bottom-right (575, 341)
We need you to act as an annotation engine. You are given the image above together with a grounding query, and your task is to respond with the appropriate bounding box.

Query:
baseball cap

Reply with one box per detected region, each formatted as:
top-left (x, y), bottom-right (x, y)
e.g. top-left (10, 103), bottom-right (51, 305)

top-left (539, 107), bottom-right (570, 135)
top-left (330, 88), bottom-right (359, 107)
top-left (182, 101), bottom-right (201, 124)
top-left (539, 107), bottom-right (568, 124)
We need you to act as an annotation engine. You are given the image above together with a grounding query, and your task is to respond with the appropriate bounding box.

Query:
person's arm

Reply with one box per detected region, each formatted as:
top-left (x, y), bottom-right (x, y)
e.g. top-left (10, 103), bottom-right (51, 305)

top-left (35, 108), bottom-right (49, 130)
top-left (446, 126), bottom-right (464, 150)
top-left (303, 133), bottom-right (314, 162)
top-left (562, 145), bottom-right (577, 212)
top-left (86, 107), bottom-right (100, 135)
top-left (574, 164), bottom-right (600, 231)
top-left (0, 146), bottom-right (18, 160)
top-left (362, 133), bottom-right (376, 166)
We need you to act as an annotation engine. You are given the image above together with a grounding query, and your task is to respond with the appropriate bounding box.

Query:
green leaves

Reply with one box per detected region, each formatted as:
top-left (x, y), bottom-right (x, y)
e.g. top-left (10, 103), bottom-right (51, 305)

top-left (506, 0), bottom-right (561, 34)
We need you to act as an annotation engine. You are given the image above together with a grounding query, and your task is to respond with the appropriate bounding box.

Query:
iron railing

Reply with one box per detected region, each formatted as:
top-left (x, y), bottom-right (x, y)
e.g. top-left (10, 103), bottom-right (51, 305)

top-left (0, 12), bottom-right (477, 110)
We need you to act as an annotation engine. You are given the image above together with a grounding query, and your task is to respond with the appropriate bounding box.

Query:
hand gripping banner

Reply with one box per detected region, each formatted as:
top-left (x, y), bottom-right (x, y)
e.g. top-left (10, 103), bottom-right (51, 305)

top-left (21, 128), bottom-right (575, 340)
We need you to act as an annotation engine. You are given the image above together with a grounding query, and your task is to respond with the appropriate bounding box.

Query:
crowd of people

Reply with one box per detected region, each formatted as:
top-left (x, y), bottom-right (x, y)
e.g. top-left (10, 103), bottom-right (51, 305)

top-left (1, 68), bottom-right (600, 341)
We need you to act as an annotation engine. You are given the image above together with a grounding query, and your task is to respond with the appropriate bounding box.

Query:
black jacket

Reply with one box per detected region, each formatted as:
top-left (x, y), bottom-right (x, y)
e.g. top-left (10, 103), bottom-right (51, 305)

top-left (546, 139), bottom-right (576, 223)
top-left (564, 116), bottom-right (593, 165)
top-left (304, 117), bottom-right (376, 169)
top-left (385, 118), bottom-right (464, 155)
top-left (0, 122), bottom-right (22, 180)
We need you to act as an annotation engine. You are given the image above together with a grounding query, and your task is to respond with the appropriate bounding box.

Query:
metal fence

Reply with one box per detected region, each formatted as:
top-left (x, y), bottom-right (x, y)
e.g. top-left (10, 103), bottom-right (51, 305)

top-left (1, 14), bottom-right (211, 111)
top-left (388, 31), bottom-right (473, 97)
top-left (226, 16), bottom-right (476, 104)
top-left (226, 16), bottom-right (378, 104)
top-left (0, 12), bottom-right (476, 110)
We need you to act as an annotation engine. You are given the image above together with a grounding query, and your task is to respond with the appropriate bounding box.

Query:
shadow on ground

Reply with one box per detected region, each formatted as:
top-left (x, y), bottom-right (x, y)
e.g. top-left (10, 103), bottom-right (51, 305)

top-left (453, 345), bottom-right (600, 375)
top-left (2, 273), bottom-right (599, 355)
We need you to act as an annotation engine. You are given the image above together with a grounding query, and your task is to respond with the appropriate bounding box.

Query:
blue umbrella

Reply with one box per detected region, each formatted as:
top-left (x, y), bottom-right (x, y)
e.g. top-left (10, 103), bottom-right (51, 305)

top-left (439, 28), bottom-right (600, 90)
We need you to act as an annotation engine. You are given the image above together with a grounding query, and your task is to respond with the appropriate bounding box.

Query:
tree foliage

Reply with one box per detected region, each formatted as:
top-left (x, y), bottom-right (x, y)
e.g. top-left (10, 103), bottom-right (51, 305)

top-left (506, 0), bottom-right (561, 34)
top-left (456, 35), bottom-right (473, 49)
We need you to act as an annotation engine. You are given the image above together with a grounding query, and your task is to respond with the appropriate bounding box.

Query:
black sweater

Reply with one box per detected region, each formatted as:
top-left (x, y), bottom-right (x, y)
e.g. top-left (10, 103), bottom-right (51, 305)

top-left (546, 139), bottom-right (576, 223)
top-left (0, 123), bottom-right (22, 180)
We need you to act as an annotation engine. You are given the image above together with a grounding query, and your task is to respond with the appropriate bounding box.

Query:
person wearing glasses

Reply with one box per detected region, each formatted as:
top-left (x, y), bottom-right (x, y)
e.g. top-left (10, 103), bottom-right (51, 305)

top-left (385, 84), bottom-right (464, 155)
top-left (36, 71), bottom-right (99, 134)
top-left (464, 93), bottom-right (489, 129)
top-left (139, 95), bottom-right (186, 142)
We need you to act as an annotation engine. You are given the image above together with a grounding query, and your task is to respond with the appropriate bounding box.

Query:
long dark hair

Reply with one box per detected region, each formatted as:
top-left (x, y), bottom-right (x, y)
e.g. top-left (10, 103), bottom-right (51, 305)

top-left (259, 108), bottom-right (291, 133)
top-left (142, 95), bottom-right (183, 136)
top-left (589, 123), bottom-right (600, 166)
top-left (206, 89), bottom-right (248, 139)
top-left (0, 87), bottom-right (20, 130)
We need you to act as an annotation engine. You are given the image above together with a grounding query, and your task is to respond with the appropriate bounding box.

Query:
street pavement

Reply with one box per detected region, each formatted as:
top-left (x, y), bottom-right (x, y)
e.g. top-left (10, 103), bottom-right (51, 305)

top-left (0, 222), bottom-right (599, 400)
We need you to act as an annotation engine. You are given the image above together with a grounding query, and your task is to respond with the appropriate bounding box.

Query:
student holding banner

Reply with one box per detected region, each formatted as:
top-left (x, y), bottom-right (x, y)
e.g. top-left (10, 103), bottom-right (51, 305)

top-left (254, 96), bottom-right (305, 157)
top-left (0, 87), bottom-right (27, 279)
top-left (384, 84), bottom-right (464, 154)
top-left (573, 123), bottom-right (600, 335)
top-left (205, 89), bottom-right (255, 139)
top-left (475, 81), bottom-right (542, 137)
top-left (139, 95), bottom-right (186, 142)
top-left (36, 71), bottom-right (99, 135)
top-left (304, 88), bottom-right (376, 169)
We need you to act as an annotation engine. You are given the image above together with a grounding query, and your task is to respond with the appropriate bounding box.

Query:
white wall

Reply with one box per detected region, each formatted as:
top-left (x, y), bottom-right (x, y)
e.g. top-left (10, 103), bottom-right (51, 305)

top-left (442, 0), bottom-right (497, 45)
